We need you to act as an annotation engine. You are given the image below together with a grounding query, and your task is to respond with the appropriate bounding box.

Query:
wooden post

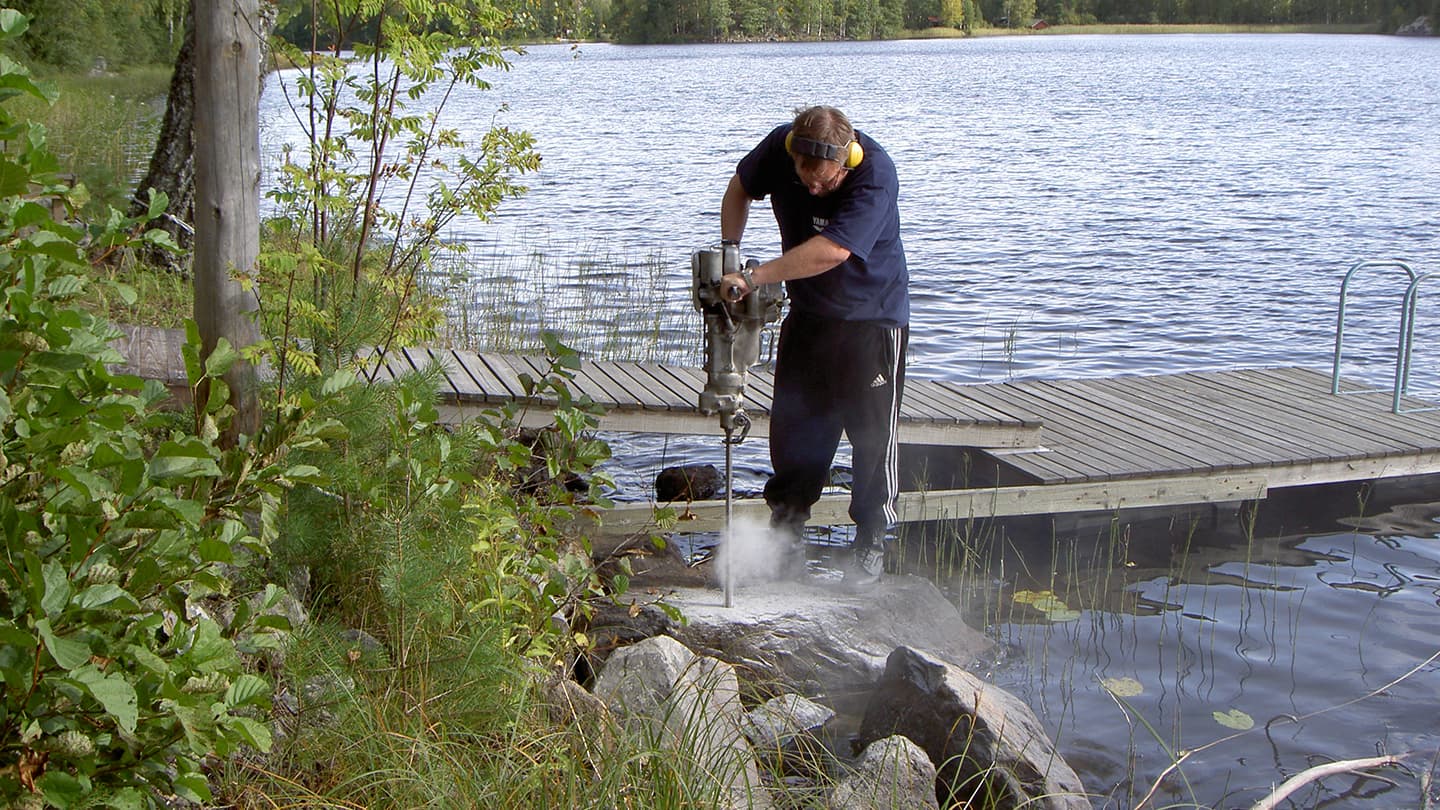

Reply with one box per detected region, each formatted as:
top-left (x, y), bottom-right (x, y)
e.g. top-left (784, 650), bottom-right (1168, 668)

top-left (192, 0), bottom-right (262, 443)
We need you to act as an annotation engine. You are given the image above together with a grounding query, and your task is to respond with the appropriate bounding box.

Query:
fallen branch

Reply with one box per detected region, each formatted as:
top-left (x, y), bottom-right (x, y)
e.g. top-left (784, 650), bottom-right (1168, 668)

top-left (1251, 753), bottom-right (1411, 810)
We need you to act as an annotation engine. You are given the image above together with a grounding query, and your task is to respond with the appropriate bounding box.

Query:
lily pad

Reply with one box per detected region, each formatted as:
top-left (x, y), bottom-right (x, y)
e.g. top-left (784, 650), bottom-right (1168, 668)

top-left (1213, 708), bottom-right (1254, 730)
top-left (1102, 676), bottom-right (1144, 697)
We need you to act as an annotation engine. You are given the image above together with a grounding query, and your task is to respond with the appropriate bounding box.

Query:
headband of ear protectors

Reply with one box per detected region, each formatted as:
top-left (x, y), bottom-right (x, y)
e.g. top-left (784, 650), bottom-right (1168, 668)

top-left (786, 131), bottom-right (864, 169)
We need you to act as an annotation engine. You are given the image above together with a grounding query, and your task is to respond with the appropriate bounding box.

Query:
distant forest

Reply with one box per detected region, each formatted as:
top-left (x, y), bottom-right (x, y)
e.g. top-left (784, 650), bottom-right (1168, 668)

top-left (581, 0), bottom-right (1430, 43)
top-left (2, 0), bottom-right (1433, 72)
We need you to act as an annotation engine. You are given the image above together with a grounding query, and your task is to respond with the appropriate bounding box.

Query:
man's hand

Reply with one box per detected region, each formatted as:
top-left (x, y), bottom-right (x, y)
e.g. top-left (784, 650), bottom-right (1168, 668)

top-left (720, 272), bottom-right (750, 301)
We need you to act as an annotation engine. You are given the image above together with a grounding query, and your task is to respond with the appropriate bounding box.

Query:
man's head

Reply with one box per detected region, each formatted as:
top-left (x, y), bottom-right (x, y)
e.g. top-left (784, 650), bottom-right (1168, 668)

top-left (787, 105), bottom-right (862, 197)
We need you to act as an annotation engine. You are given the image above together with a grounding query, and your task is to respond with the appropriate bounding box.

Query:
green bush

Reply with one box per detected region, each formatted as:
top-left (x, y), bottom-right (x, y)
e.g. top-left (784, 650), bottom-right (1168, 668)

top-left (0, 11), bottom-right (347, 806)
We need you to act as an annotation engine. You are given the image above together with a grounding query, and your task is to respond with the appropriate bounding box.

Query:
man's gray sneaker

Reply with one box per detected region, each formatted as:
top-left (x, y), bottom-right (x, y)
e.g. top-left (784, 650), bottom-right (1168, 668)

top-left (845, 543), bottom-right (885, 587)
top-left (774, 528), bottom-right (809, 579)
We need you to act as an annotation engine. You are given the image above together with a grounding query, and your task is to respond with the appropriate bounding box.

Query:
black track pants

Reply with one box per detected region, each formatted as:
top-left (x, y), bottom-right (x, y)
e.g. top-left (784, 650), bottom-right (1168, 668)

top-left (763, 310), bottom-right (908, 539)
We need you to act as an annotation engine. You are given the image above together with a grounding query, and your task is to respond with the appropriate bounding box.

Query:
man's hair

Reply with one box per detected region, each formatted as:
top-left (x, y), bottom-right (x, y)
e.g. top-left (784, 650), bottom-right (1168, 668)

top-left (791, 105), bottom-right (855, 168)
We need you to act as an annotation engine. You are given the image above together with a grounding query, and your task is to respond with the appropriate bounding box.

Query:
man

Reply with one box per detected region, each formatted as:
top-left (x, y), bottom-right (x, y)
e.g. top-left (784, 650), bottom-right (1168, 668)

top-left (718, 105), bottom-right (909, 585)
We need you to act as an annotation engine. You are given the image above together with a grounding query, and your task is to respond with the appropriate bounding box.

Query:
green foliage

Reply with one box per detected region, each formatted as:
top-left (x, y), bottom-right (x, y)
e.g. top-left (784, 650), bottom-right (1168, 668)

top-left (4, 0), bottom-right (183, 70)
top-left (0, 17), bottom-right (348, 805)
top-left (257, 0), bottom-right (623, 672)
top-left (265, 0), bottom-right (540, 348)
top-left (5, 68), bottom-right (171, 217)
top-left (1002, 0), bottom-right (1038, 25)
top-left (259, 0), bottom-right (616, 674)
top-left (273, 333), bottom-right (616, 669)
top-left (940, 0), bottom-right (967, 27)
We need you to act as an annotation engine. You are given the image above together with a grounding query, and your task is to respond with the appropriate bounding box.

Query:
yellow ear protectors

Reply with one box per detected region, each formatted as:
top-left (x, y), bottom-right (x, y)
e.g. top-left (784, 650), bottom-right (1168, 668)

top-left (786, 132), bottom-right (864, 169)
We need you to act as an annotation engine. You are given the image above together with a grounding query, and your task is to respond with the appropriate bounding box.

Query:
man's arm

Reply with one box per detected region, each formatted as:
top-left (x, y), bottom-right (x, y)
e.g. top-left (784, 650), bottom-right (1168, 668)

top-left (720, 234), bottom-right (851, 300)
top-left (720, 173), bottom-right (752, 243)
top-left (751, 236), bottom-right (850, 285)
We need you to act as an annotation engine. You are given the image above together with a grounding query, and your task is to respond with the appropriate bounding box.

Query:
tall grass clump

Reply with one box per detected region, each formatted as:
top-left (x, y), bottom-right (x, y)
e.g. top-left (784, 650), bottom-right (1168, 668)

top-left (6, 67), bottom-right (170, 213)
top-left (427, 238), bottom-right (698, 364)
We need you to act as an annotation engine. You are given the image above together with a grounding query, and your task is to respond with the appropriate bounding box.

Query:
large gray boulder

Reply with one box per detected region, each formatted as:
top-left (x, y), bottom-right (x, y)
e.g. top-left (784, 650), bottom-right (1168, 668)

top-left (660, 575), bottom-right (994, 696)
top-left (857, 646), bottom-right (1090, 810)
top-left (828, 735), bottom-right (940, 810)
top-left (593, 633), bottom-right (696, 737)
top-left (1396, 15), bottom-right (1431, 34)
top-left (743, 693), bottom-right (836, 780)
top-left (665, 656), bottom-right (774, 809)
top-left (594, 635), bottom-right (773, 809)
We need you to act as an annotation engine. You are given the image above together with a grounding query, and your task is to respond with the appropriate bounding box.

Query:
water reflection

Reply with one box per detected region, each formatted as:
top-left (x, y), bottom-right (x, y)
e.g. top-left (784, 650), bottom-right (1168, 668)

top-left (953, 478), bottom-right (1440, 808)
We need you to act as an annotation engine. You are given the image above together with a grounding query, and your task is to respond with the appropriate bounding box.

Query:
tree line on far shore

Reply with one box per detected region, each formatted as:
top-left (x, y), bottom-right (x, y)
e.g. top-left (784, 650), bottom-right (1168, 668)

top-left (1, 0), bottom-right (1432, 74)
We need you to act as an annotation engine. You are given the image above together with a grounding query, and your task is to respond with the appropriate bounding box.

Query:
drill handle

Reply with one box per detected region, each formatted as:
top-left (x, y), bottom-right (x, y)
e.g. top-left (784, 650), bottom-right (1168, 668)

top-left (723, 260), bottom-right (760, 302)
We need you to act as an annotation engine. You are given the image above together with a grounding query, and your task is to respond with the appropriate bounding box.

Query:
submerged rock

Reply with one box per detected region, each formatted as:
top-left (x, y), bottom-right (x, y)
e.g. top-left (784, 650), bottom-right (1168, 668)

top-left (655, 464), bottom-right (724, 502)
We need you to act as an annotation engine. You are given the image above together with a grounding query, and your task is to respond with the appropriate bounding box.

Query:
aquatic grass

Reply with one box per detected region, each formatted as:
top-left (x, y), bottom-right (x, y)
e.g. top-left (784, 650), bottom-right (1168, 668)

top-left (978, 493), bottom-right (1440, 809)
top-left (424, 237), bottom-right (699, 363)
top-left (931, 502), bottom-right (1278, 806)
top-left (9, 67), bottom-right (170, 212)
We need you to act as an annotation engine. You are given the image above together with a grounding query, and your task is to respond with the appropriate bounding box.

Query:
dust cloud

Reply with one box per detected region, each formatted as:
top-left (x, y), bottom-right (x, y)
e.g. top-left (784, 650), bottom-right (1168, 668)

top-left (712, 515), bottom-right (797, 589)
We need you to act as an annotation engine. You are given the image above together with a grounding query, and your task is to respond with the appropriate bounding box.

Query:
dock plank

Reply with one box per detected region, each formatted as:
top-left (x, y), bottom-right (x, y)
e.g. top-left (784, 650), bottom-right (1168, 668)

top-left (931, 380), bottom-right (1043, 427)
top-left (1244, 368), bottom-right (1440, 451)
top-left (420, 348), bottom-right (485, 400)
top-left (1094, 374), bottom-right (1312, 465)
top-left (612, 360), bottom-right (693, 409)
top-left (658, 364), bottom-right (716, 408)
top-left (1144, 373), bottom-right (1361, 464)
top-left (447, 349), bottom-right (505, 398)
top-left (1155, 370), bottom-right (1394, 460)
top-left (1005, 379), bottom-right (1214, 476)
top-left (898, 382), bottom-right (966, 424)
top-left (563, 359), bottom-right (631, 408)
top-left (741, 369), bottom-right (775, 411)
top-left (954, 383), bottom-right (1132, 481)
top-left (1028, 377), bottom-right (1248, 472)
top-left (983, 444), bottom-right (1097, 484)
top-left (1171, 371), bottom-right (1386, 460)
top-left (587, 358), bottom-right (671, 409)
top-left (919, 380), bottom-right (1031, 426)
top-left (477, 353), bottom-right (537, 401)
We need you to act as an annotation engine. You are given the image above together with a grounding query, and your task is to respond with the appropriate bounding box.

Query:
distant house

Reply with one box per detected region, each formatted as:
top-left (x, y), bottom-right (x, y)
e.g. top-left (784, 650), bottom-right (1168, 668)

top-left (1031, 19), bottom-right (1049, 29)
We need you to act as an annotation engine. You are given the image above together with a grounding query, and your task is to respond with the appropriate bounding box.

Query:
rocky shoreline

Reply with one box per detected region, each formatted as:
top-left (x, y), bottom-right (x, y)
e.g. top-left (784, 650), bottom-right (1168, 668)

top-left (574, 568), bottom-right (1091, 808)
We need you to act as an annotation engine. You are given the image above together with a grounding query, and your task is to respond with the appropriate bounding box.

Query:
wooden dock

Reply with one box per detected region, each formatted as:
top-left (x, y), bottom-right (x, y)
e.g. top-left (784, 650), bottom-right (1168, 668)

top-left (599, 366), bottom-right (1440, 534)
top-left (111, 326), bottom-right (1440, 533)
top-left (366, 344), bottom-right (1045, 450)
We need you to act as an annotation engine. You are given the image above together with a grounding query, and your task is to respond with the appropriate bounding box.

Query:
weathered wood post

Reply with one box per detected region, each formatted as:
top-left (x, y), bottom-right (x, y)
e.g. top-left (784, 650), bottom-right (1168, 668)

top-left (192, 0), bottom-right (262, 443)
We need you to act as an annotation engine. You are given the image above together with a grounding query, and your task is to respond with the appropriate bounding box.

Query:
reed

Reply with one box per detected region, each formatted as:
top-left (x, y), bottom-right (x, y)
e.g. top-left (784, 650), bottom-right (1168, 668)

top-left (9, 68), bottom-right (170, 212)
top-left (425, 239), bottom-right (698, 362)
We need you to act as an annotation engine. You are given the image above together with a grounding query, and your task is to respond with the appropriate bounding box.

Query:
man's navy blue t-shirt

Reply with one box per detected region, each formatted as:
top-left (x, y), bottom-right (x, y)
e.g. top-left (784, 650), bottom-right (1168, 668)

top-left (735, 124), bottom-right (909, 326)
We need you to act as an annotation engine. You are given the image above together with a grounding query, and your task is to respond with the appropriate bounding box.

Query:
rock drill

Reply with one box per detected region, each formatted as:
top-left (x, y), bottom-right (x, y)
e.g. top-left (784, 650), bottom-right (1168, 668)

top-left (691, 242), bottom-right (785, 607)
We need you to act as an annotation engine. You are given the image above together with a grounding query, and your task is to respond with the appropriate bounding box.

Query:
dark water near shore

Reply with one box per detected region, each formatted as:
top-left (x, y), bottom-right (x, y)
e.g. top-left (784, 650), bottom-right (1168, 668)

top-left (261, 33), bottom-right (1440, 807)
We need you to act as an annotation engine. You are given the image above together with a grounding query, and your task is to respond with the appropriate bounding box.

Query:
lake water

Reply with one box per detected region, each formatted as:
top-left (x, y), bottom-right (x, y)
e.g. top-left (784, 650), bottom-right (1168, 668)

top-left (260, 33), bottom-right (1440, 808)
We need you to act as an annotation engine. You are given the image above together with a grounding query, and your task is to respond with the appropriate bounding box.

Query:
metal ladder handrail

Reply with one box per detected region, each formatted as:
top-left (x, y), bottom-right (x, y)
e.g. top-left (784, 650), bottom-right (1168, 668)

top-left (1331, 259), bottom-right (1417, 397)
top-left (1393, 270), bottom-right (1438, 414)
